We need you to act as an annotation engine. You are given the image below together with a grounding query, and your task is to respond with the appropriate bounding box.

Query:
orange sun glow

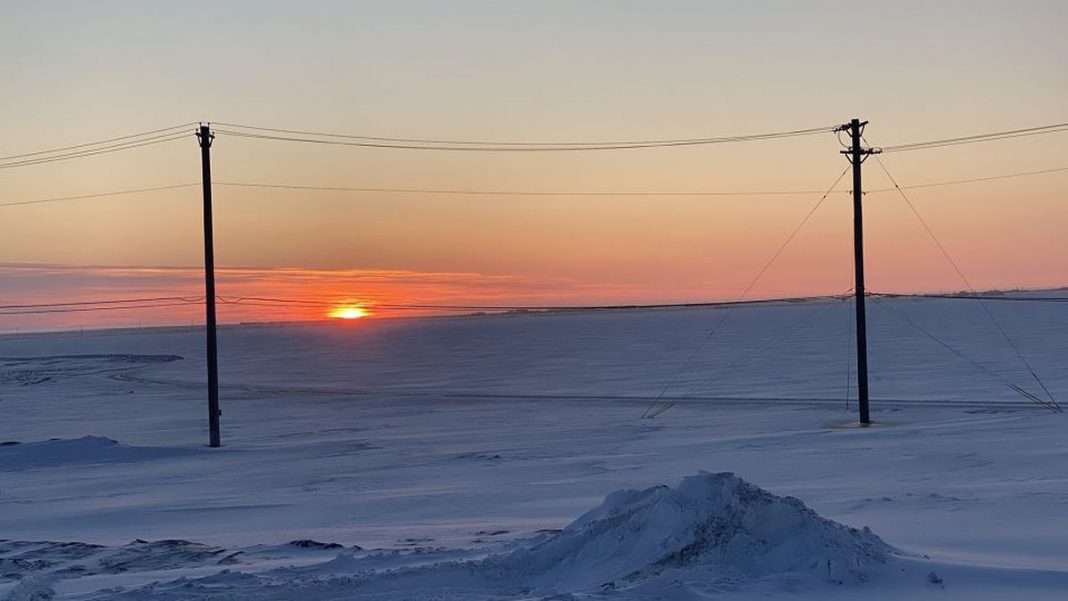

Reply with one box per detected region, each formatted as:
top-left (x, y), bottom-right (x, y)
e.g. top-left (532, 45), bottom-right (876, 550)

top-left (328, 306), bottom-right (370, 320)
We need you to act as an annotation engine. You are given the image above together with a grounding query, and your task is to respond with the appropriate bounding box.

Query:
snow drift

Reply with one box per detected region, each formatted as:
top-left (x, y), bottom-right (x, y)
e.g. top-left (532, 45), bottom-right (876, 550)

top-left (0, 436), bottom-right (198, 471)
top-left (4, 473), bottom-right (897, 599)
top-left (489, 471), bottom-right (893, 590)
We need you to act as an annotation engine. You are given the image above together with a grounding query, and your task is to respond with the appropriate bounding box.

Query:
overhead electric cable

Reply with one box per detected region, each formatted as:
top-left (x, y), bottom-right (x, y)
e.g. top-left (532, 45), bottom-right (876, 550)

top-left (216, 294), bottom-right (853, 312)
top-left (872, 292), bottom-right (1068, 303)
top-left (880, 121), bottom-right (1068, 153)
top-left (215, 181), bottom-right (830, 197)
top-left (215, 119), bottom-right (1068, 153)
top-left (214, 122), bottom-right (835, 148)
top-left (213, 163), bottom-right (1068, 199)
top-left (212, 125), bottom-right (834, 152)
top-left (0, 123), bottom-right (195, 162)
top-left (0, 296), bottom-right (204, 310)
top-left (0, 301), bottom-right (203, 316)
top-left (0, 132), bottom-right (192, 170)
top-left (8, 161), bottom-right (1066, 210)
top-left (869, 166), bottom-right (1068, 191)
top-left (0, 183), bottom-right (198, 209)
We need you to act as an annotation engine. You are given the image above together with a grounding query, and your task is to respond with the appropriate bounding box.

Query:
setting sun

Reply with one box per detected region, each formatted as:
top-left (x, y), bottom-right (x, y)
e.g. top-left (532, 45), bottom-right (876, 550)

top-left (328, 306), bottom-right (370, 320)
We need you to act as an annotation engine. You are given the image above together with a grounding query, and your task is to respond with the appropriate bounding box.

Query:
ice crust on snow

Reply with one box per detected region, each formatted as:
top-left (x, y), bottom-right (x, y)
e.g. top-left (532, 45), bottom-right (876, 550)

top-left (489, 471), bottom-right (893, 589)
top-left (0, 354), bottom-right (182, 387)
top-left (0, 539), bottom-right (236, 582)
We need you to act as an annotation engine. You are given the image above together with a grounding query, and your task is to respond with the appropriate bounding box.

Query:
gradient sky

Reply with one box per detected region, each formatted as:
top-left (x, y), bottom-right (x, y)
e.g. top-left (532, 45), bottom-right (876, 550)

top-left (1, 1), bottom-right (1066, 330)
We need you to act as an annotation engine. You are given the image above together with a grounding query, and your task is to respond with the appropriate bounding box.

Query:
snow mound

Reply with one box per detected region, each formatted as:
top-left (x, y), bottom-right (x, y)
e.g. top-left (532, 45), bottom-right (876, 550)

top-left (55, 473), bottom-right (897, 599)
top-left (0, 436), bottom-right (198, 471)
top-left (494, 472), bottom-right (893, 589)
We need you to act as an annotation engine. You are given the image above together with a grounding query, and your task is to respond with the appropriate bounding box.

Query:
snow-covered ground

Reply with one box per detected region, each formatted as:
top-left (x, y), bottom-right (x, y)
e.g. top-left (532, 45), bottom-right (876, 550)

top-left (1, 295), bottom-right (1066, 599)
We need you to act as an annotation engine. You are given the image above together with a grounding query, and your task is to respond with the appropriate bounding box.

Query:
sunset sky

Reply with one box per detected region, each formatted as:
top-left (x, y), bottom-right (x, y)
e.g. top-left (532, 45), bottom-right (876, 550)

top-left (2, 1), bottom-right (1066, 330)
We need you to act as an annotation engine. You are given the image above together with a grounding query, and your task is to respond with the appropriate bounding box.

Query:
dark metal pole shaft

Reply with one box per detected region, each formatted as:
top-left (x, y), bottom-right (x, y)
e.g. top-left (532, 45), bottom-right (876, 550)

top-left (197, 124), bottom-right (221, 447)
top-left (849, 118), bottom-right (871, 425)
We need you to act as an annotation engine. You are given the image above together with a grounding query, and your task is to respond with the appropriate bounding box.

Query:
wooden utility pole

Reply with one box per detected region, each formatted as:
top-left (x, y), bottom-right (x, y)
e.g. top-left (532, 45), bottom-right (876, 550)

top-left (840, 118), bottom-right (879, 426)
top-left (197, 124), bottom-right (221, 447)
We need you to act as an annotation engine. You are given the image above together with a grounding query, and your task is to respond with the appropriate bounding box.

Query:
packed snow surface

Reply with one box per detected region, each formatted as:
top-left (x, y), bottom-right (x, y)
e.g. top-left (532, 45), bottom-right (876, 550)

top-left (1, 296), bottom-right (1066, 599)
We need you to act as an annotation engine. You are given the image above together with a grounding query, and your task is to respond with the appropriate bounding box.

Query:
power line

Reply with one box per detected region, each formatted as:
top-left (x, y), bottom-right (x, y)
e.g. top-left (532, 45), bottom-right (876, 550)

top-left (4, 118), bottom-right (1066, 169)
top-left (0, 296), bottom-right (204, 310)
top-left (215, 119), bottom-right (1068, 153)
top-left (0, 132), bottom-right (192, 170)
top-left (6, 161), bottom-right (1066, 211)
top-left (879, 121), bottom-right (1068, 153)
top-left (215, 181), bottom-right (831, 197)
top-left (0, 123), bottom-right (195, 162)
top-left (872, 153), bottom-right (1009, 287)
top-left (0, 183), bottom-right (198, 209)
top-left (872, 292), bottom-right (1068, 303)
top-left (4, 288), bottom-right (1059, 317)
top-left (2, 132), bottom-right (192, 168)
top-left (6, 160), bottom-right (1066, 212)
top-left (868, 166), bottom-right (1068, 192)
top-left (217, 164), bottom-right (1065, 197)
top-left (0, 292), bottom-right (857, 315)
top-left (213, 126), bottom-right (834, 152)
top-left (0, 301), bottom-right (203, 316)
top-left (217, 294), bottom-right (853, 312)
top-left (26, 291), bottom-right (1045, 315)
top-left (214, 122), bottom-right (835, 149)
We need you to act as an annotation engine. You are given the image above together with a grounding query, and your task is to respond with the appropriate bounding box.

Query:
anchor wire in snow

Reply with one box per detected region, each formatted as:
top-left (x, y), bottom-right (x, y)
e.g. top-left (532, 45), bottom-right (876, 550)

top-left (642, 167), bottom-right (850, 418)
top-left (868, 149), bottom-right (1059, 411)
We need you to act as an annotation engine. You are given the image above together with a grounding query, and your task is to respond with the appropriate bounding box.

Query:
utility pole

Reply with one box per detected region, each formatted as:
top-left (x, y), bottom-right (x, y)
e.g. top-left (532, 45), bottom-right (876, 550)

top-left (839, 119), bottom-right (880, 426)
top-left (197, 124), bottom-right (221, 447)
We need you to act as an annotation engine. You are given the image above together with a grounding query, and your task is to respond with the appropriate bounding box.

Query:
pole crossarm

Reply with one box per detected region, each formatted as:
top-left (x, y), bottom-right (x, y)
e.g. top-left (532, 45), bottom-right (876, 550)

top-left (835, 122), bottom-right (882, 165)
